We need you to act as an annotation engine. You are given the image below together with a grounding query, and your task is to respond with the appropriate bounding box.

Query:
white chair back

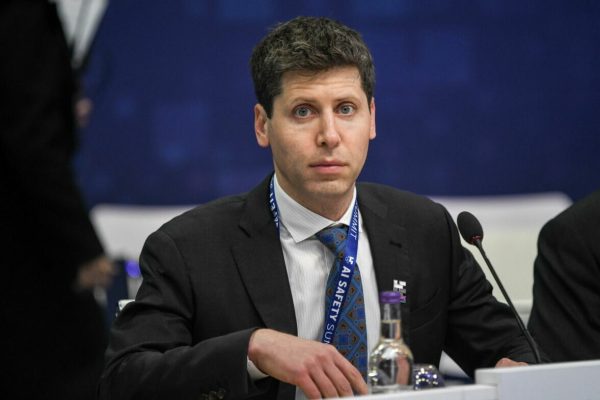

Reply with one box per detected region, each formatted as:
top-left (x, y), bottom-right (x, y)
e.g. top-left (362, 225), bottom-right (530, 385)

top-left (90, 204), bottom-right (194, 261)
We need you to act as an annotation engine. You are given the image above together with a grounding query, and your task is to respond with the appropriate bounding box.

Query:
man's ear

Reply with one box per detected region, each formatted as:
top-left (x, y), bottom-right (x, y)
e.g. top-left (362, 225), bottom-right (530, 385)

top-left (254, 104), bottom-right (270, 148)
top-left (369, 97), bottom-right (377, 140)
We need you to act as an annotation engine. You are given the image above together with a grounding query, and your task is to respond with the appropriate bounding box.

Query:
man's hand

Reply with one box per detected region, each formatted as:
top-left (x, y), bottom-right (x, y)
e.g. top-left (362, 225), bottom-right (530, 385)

top-left (248, 329), bottom-right (368, 399)
top-left (495, 357), bottom-right (528, 368)
top-left (76, 255), bottom-right (117, 290)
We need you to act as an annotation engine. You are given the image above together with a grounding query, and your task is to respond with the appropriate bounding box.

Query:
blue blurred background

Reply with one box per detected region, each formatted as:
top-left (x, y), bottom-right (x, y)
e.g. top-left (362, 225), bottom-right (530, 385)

top-left (76, 0), bottom-right (600, 207)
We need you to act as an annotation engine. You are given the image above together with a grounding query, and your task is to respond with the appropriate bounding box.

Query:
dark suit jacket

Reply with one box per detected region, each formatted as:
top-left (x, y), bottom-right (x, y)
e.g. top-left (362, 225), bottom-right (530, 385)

top-left (99, 176), bottom-right (536, 400)
top-left (528, 189), bottom-right (600, 361)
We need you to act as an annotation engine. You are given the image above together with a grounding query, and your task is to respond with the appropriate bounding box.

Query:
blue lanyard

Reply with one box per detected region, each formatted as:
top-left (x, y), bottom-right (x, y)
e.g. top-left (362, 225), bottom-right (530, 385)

top-left (269, 176), bottom-right (280, 232)
top-left (268, 175), bottom-right (360, 344)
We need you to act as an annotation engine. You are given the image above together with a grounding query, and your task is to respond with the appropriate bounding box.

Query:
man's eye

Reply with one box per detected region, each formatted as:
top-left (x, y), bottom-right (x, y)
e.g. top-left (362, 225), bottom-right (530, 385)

top-left (294, 106), bottom-right (312, 118)
top-left (339, 104), bottom-right (355, 115)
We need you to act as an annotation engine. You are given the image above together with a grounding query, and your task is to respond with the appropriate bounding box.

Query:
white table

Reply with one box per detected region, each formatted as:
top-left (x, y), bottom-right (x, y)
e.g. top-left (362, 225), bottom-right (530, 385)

top-left (350, 360), bottom-right (600, 400)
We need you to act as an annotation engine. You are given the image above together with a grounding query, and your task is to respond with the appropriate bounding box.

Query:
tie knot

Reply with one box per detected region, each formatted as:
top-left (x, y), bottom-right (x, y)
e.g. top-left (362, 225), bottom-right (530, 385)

top-left (315, 224), bottom-right (348, 254)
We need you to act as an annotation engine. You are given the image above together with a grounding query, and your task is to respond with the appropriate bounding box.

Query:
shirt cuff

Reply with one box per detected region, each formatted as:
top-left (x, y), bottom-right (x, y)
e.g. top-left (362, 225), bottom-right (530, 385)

top-left (247, 357), bottom-right (269, 381)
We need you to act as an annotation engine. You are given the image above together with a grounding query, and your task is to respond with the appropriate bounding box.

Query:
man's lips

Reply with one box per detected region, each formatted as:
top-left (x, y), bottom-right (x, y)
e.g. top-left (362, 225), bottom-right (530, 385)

top-left (310, 161), bottom-right (346, 173)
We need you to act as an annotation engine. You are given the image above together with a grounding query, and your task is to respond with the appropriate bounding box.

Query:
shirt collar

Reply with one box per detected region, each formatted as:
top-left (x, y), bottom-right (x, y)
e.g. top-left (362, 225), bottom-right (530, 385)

top-left (273, 173), bottom-right (361, 243)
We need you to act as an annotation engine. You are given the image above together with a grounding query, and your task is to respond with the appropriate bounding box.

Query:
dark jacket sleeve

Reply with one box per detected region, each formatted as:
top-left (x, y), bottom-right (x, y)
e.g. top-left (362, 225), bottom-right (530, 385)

top-left (98, 229), bottom-right (270, 400)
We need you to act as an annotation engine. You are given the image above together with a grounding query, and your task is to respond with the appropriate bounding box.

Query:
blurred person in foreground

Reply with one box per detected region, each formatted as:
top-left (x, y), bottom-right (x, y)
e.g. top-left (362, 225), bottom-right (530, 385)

top-left (99, 16), bottom-right (536, 400)
top-left (0, 1), bottom-right (115, 398)
top-left (528, 189), bottom-right (600, 362)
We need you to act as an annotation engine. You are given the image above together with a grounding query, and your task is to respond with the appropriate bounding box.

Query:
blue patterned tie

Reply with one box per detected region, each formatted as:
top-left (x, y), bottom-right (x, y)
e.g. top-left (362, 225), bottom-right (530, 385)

top-left (316, 225), bottom-right (368, 380)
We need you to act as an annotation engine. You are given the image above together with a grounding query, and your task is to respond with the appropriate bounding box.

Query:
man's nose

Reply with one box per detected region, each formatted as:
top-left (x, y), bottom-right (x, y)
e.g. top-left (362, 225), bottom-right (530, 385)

top-left (317, 112), bottom-right (341, 147)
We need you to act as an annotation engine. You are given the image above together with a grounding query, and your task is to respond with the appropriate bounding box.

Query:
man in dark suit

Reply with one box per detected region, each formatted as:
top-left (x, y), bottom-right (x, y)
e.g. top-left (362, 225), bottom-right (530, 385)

top-left (0, 1), bottom-right (115, 398)
top-left (528, 189), bottom-right (600, 361)
top-left (99, 16), bottom-right (535, 400)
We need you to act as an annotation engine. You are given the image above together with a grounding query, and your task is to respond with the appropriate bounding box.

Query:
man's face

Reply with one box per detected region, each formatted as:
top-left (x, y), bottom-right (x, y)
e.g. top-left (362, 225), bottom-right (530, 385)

top-left (255, 66), bottom-right (376, 215)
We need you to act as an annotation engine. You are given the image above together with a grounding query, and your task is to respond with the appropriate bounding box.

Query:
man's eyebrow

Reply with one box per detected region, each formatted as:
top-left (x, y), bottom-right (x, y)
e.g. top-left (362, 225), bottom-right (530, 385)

top-left (286, 93), bottom-right (363, 105)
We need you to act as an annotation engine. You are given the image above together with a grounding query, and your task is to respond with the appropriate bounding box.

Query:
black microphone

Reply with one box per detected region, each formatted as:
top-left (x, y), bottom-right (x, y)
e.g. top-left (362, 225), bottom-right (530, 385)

top-left (457, 211), bottom-right (542, 364)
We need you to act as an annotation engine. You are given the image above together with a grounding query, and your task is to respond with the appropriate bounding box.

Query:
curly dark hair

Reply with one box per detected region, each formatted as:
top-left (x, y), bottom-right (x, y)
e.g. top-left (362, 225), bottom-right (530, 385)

top-left (250, 16), bottom-right (375, 117)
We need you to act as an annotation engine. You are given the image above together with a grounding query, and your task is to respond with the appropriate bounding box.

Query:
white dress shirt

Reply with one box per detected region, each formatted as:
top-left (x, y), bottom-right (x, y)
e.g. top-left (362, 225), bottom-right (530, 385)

top-left (273, 174), bottom-right (380, 352)
top-left (248, 175), bottom-right (380, 400)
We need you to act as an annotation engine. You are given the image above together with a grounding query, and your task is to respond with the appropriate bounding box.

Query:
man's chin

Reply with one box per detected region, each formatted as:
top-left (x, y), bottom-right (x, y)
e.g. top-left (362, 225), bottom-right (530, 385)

top-left (308, 180), bottom-right (354, 199)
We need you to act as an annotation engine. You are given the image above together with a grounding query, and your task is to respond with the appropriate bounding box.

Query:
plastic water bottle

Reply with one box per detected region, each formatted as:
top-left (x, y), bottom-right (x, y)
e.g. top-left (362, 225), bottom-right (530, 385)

top-left (368, 291), bottom-right (414, 393)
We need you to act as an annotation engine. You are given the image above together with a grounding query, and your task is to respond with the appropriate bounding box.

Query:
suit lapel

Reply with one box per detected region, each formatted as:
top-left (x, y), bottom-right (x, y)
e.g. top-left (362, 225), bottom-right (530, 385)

top-left (358, 186), bottom-right (412, 343)
top-left (232, 177), bottom-right (298, 336)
